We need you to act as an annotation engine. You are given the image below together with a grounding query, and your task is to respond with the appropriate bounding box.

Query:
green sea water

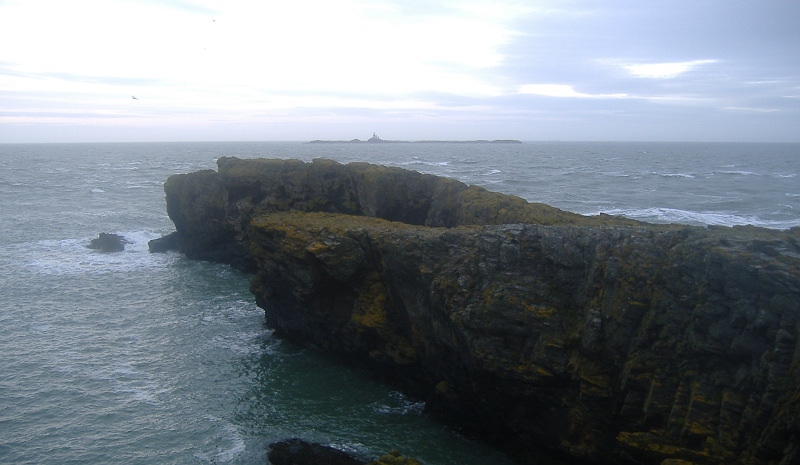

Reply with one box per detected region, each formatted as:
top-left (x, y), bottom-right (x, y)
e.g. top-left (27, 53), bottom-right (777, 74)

top-left (0, 142), bottom-right (519, 465)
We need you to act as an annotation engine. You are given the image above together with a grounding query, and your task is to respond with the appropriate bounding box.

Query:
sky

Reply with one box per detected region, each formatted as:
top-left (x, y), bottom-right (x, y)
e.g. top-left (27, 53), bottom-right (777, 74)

top-left (1, 0), bottom-right (799, 143)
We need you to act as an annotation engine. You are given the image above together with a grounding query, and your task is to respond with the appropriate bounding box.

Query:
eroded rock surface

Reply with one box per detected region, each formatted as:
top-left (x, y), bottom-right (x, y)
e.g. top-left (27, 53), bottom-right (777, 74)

top-left (152, 157), bottom-right (800, 465)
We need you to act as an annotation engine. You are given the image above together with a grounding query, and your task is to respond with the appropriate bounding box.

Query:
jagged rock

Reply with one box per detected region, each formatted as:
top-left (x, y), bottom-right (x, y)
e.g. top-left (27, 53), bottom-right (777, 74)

top-left (87, 232), bottom-right (129, 252)
top-left (152, 157), bottom-right (800, 465)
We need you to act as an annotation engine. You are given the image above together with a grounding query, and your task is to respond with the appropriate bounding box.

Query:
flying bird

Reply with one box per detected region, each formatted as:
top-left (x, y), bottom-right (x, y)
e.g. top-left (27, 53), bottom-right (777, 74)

top-left (131, 96), bottom-right (138, 100)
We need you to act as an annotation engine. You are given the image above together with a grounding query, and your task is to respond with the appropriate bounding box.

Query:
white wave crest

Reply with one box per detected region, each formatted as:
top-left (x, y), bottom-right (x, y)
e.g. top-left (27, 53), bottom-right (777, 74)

top-left (597, 207), bottom-right (800, 229)
top-left (715, 170), bottom-right (758, 176)
top-left (23, 229), bottom-right (176, 275)
top-left (200, 417), bottom-right (246, 463)
top-left (659, 172), bottom-right (695, 178)
top-left (216, 424), bottom-right (246, 462)
top-left (371, 390), bottom-right (425, 416)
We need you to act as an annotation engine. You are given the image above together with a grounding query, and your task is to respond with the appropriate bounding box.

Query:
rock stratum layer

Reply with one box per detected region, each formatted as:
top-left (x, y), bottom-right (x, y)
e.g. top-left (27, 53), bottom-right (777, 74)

top-left (151, 157), bottom-right (800, 465)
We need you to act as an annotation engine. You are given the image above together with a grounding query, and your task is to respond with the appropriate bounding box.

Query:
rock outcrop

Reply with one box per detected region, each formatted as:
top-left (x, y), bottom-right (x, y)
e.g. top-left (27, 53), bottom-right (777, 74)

top-left (88, 232), bottom-right (130, 252)
top-left (268, 439), bottom-right (367, 465)
top-left (267, 439), bottom-right (423, 465)
top-left (151, 157), bottom-right (800, 465)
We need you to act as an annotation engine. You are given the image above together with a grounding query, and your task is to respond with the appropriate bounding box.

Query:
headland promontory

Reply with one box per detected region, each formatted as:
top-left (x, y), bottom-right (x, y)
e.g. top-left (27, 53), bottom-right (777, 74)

top-left (150, 157), bottom-right (800, 465)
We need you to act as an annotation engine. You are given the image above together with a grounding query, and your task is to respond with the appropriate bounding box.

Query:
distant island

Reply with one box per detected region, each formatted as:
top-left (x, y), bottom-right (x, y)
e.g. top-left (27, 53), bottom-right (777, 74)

top-left (310, 133), bottom-right (522, 144)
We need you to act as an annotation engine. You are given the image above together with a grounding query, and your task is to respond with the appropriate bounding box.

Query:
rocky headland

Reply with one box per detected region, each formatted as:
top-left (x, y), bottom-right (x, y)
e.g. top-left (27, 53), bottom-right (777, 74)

top-left (150, 157), bottom-right (800, 465)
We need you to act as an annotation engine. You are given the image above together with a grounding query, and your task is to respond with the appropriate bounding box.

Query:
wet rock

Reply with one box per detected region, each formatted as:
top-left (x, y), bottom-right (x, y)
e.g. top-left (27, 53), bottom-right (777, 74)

top-left (268, 439), bottom-right (367, 465)
top-left (147, 231), bottom-right (180, 253)
top-left (87, 232), bottom-right (129, 252)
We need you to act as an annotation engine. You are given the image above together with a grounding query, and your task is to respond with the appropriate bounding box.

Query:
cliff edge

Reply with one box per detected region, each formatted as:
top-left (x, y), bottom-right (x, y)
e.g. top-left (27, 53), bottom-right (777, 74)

top-left (151, 157), bottom-right (800, 465)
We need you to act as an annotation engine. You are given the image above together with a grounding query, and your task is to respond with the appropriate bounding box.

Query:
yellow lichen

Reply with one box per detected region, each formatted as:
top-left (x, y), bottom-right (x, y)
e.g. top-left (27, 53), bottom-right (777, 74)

top-left (305, 241), bottom-right (328, 254)
top-left (514, 363), bottom-right (553, 379)
top-left (528, 305), bottom-right (556, 318)
top-left (352, 279), bottom-right (388, 329)
top-left (435, 381), bottom-right (451, 395)
top-left (368, 450), bottom-right (424, 465)
top-left (616, 431), bottom-right (721, 464)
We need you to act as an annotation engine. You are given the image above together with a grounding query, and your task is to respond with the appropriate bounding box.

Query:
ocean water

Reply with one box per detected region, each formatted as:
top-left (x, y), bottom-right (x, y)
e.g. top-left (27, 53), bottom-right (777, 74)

top-left (0, 141), bottom-right (798, 465)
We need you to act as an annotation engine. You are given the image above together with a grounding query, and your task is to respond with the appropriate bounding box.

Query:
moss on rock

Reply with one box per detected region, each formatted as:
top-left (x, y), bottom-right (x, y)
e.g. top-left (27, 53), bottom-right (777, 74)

top-left (367, 450), bottom-right (424, 465)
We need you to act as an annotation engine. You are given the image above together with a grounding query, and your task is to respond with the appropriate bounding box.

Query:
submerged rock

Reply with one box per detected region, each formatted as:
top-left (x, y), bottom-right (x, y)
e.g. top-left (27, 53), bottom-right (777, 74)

top-left (154, 157), bottom-right (800, 465)
top-left (87, 232), bottom-right (129, 252)
top-left (268, 439), bottom-right (367, 465)
top-left (267, 439), bottom-right (424, 465)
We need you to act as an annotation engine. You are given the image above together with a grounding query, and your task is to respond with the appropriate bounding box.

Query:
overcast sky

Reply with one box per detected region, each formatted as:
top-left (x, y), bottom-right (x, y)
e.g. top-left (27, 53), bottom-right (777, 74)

top-left (1, 0), bottom-right (798, 143)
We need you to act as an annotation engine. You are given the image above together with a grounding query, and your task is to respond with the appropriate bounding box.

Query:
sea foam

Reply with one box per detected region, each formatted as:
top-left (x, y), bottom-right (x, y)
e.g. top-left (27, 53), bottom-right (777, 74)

top-left (598, 207), bottom-right (800, 229)
top-left (23, 230), bottom-right (175, 275)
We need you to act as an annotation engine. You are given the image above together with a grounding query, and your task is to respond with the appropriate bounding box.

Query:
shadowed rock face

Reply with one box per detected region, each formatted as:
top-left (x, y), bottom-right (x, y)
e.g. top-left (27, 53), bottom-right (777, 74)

top-left (267, 439), bottom-right (423, 465)
top-left (268, 439), bottom-right (367, 465)
top-left (88, 232), bottom-right (129, 252)
top-left (152, 157), bottom-right (800, 465)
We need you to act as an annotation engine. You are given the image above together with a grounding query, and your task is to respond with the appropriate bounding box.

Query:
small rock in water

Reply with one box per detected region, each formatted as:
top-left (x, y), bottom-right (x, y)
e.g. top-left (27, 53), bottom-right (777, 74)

top-left (87, 233), bottom-right (130, 253)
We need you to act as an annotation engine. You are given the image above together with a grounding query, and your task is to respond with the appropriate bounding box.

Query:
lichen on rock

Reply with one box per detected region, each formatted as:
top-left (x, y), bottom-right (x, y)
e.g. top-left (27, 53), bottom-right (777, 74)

top-left (152, 157), bottom-right (800, 465)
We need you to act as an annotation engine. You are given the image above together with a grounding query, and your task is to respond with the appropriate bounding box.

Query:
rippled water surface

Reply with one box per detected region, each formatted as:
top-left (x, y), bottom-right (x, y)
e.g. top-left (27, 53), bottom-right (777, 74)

top-left (1, 141), bottom-right (798, 464)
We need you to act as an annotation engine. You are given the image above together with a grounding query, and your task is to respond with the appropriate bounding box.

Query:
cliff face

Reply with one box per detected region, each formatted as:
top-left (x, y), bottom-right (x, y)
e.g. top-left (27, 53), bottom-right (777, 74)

top-left (152, 157), bottom-right (800, 465)
top-left (155, 157), bottom-right (634, 262)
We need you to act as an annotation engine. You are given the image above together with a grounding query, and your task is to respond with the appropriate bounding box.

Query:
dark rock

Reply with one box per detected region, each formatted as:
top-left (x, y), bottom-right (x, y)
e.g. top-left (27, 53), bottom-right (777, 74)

top-left (87, 232), bottom-right (129, 252)
top-left (147, 231), bottom-right (180, 253)
top-left (267, 439), bottom-right (424, 465)
top-left (156, 157), bottom-right (800, 465)
top-left (268, 439), bottom-right (367, 465)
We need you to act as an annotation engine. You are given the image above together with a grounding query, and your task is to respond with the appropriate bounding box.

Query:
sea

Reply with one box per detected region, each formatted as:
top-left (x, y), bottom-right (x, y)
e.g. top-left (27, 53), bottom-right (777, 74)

top-left (1, 141), bottom-right (798, 465)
